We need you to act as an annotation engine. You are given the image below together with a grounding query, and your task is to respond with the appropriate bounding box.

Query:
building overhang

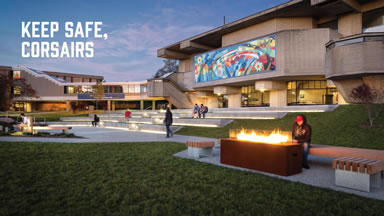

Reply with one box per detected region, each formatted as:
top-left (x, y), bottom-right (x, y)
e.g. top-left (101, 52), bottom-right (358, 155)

top-left (157, 0), bottom-right (364, 59)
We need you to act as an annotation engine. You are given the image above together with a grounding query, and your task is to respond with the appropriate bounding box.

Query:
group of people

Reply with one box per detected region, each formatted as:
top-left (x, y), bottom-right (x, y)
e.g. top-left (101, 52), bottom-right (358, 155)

top-left (192, 104), bottom-right (208, 118)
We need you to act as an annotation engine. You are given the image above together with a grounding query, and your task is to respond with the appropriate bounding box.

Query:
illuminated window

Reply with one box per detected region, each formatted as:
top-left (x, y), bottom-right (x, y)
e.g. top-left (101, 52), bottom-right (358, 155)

top-left (67, 86), bottom-right (75, 94)
top-left (13, 71), bottom-right (21, 79)
top-left (81, 86), bottom-right (93, 93)
top-left (13, 86), bottom-right (22, 95)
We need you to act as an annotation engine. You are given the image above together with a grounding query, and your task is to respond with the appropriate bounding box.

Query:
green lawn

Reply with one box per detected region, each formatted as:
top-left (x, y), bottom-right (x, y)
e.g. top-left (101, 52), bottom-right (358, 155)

top-left (177, 105), bottom-right (384, 150)
top-left (0, 141), bottom-right (383, 215)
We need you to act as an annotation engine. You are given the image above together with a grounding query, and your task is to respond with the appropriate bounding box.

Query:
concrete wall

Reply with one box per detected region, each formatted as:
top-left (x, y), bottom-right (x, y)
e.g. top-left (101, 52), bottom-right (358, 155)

top-left (20, 70), bottom-right (65, 97)
top-left (338, 13), bottom-right (362, 37)
top-left (179, 58), bottom-right (193, 72)
top-left (222, 17), bottom-right (314, 47)
top-left (228, 94), bottom-right (241, 108)
top-left (270, 90), bottom-right (287, 107)
top-left (194, 28), bottom-right (339, 89)
top-left (326, 40), bottom-right (384, 79)
top-left (167, 71), bottom-right (194, 91)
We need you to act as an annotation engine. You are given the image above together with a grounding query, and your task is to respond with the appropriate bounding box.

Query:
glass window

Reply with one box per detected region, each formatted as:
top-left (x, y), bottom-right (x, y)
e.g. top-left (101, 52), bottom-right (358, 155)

top-left (70, 77), bottom-right (74, 82)
top-left (13, 71), bottom-right (21, 79)
top-left (89, 78), bottom-right (92, 82)
top-left (81, 86), bottom-right (93, 93)
top-left (63, 76), bottom-right (66, 81)
top-left (363, 7), bottom-right (384, 31)
top-left (128, 85), bottom-right (135, 93)
top-left (321, 81), bottom-right (327, 88)
top-left (135, 85), bottom-right (140, 93)
top-left (13, 86), bottom-right (21, 95)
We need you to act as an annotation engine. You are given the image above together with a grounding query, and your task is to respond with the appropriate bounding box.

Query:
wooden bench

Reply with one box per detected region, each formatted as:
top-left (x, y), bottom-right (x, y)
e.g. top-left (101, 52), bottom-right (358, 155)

top-left (186, 141), bottom-right (215, 158)
top-left (310, 144), bottom-right (384, 160)
top-left (332, 157), bottom-right (384, 192)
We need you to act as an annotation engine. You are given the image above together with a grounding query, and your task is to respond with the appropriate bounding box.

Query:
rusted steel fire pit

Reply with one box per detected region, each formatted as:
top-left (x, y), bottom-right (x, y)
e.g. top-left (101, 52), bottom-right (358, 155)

top-left (220, 129), bottom-right (302, 176)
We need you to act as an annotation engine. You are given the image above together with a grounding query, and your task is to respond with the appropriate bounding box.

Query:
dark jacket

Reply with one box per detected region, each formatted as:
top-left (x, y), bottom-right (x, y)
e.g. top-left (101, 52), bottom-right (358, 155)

top-left (164, 110), bottom-right (173, 126)
top-left (94, 115), bottom-right (100, 122)
top-left (292, 116), bottom-right (311, 143)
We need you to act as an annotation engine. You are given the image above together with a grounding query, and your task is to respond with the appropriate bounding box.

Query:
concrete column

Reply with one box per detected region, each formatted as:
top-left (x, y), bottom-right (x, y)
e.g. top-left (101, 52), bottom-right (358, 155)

top-left (66, 101), bottom-right (71, 111)
top-left (338, 13), bottom-right (362, 36)
top-left (152, 100), bottom-right (156, 110)
top-left (228, 94), bottom-right (242, 108)
top-left (270, 90), bottom-right (287, 107)
top-left (107, 100), bottom-right (111, 112)
top-left (112, 101), bottom-right (115, 111)
top-left (207, 96), bottom-right (219, 108)
top-left (140, 100), bottom-right (144, 110)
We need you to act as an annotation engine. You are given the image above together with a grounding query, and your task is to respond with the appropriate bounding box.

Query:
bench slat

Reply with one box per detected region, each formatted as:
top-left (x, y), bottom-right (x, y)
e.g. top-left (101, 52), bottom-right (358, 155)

top-left (367, 161), bottom-right (384, 174)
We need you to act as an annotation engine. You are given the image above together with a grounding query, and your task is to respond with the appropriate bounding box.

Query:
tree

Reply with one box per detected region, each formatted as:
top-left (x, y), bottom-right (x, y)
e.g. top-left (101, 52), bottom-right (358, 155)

top-left (0, 74), bottom-right (37, 111)
top-left (154, 59), bottom-right (178, 78)
top-left (93, 80), bottom-right (105, 110)
top-left (350, 84), bottom-right (383, 127)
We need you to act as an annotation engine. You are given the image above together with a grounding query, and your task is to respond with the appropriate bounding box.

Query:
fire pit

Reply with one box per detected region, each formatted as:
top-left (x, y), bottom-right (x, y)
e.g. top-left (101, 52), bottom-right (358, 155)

top-left (220, 129), bottom-right (302, 176)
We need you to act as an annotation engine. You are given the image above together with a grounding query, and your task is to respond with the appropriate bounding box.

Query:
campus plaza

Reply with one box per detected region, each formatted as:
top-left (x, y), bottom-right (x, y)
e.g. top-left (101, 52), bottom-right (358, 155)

top-left (1, 0), bottom-right (384, 213)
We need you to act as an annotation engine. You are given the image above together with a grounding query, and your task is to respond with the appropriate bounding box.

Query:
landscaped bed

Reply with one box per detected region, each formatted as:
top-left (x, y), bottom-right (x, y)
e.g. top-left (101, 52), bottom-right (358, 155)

top-left (177, 105), bottom-right (384, 150)
top-left (0, 141), bottom-right (383, 215)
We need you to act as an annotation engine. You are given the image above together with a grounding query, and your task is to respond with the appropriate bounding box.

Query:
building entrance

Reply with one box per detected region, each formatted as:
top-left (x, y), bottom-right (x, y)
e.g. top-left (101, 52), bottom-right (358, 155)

top-left (287, 80), bottom-right (338, 105)
top-left (241, 86), bottom-right (270, 107)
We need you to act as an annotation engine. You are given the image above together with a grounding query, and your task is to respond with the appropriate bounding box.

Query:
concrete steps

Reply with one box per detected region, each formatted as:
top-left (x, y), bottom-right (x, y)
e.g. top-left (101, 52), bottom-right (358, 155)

top-left (60, 117), bottom-right (232, 127)
top-left (41, 121), bottom-right (182, 134)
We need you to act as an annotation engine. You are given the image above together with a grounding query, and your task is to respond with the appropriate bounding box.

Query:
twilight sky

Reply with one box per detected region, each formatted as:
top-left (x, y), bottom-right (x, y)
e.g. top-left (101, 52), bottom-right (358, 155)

top-left (0, 0), bottom-right (286, 81)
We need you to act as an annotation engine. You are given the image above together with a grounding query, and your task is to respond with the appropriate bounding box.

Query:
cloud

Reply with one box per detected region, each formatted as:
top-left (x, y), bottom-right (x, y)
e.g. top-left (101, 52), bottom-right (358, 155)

top-left (19, 7), bottom-right (214, 81)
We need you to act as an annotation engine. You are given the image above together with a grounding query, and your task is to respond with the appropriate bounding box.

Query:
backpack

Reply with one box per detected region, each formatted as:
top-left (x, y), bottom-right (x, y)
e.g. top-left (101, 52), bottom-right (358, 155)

top-left (205, 106), bottom-right (208, 112)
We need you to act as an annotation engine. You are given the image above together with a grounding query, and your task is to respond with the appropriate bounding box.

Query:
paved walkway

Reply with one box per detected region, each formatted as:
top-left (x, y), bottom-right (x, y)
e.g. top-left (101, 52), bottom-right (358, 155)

top-left (0, 126), bottom-right (218, 144)
top-left (174, 147), bottom-right (384, 201)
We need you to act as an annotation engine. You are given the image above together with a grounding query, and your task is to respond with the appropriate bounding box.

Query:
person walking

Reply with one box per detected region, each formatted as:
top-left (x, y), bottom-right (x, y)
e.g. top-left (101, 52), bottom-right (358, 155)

top-left (292, 114), bottom-right (312, 169)
top-left (164, 107), bottom-right (173, 138)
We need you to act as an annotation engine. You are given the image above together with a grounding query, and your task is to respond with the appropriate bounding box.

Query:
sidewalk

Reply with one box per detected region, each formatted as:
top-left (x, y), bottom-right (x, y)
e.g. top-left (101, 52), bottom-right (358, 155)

top-left (174, 146), bottom-right (384, 201)
top-left (0, 126), bottom-right (218, 144)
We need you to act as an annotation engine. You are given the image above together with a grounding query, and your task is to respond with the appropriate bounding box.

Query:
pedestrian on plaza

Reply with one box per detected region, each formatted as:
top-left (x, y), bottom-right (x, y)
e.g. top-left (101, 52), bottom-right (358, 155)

top-left (92, 114), bottom-right (100, 127)
top-left (164, 107), bottom-right (173, 138)
top-left (292, 114), bottom-right (312, 169)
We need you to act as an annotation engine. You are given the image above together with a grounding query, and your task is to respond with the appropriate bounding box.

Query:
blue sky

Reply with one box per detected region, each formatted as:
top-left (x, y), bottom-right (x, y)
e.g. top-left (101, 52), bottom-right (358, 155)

top-left (0, 0), bottom-right (286, 81)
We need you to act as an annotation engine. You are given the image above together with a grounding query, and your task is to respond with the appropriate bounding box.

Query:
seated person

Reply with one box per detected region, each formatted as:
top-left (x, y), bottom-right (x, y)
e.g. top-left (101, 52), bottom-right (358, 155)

top-left (125, 109), bottom-right (131, 119)
top-left (92, 114), bottom-right (100, 127)
top-left (17, 113), bottom-right (29, 132)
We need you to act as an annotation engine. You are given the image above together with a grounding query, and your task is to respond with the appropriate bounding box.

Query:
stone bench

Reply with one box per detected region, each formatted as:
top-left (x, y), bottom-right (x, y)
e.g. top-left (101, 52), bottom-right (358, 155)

top-left (332, 157), bottom-right (384, 192)
top-left (186, 141), bottom-right (215, 158)
top-left (22, 126), bottom-right (72, 134)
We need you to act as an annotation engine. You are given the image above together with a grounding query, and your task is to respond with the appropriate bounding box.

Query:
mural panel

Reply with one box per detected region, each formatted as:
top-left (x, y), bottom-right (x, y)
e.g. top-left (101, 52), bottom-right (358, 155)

top-left (194, 35), bottom-right (276, 83)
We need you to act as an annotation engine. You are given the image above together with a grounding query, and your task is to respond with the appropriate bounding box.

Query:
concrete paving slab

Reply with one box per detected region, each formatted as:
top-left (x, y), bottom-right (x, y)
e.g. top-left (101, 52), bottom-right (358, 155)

top-left (174, 147), bottom-right (384, 201)
top-left (0, 126), bottom-right (218, 144)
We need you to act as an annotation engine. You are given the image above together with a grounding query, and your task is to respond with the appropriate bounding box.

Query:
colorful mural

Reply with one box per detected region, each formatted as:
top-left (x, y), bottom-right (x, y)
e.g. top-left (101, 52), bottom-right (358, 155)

top-left (194, 35), bottom-right (276, 83)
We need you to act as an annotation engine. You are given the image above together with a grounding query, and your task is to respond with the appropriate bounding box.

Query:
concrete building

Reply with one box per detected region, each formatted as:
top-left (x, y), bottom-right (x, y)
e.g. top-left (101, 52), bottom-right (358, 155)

top-left (0, 66), bottom-right (166, 112)
top-left (150, 0), bottom-right (384, 108)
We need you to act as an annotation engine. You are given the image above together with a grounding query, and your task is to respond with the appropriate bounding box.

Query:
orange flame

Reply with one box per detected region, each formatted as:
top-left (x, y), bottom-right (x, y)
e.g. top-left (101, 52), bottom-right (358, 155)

top-left (231, 129), bottom-right (291, 144)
